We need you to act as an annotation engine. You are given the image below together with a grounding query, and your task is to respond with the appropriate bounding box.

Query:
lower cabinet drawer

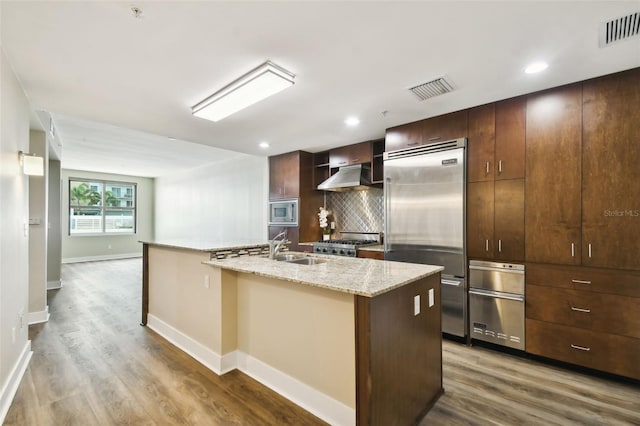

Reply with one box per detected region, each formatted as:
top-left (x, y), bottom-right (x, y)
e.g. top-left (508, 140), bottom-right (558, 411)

top-left (526, 319), bottom-right (640, 380)
top-left (357, 250), bottom-right (384, 260)
top-left (526, 284), bottom-right (640, 339)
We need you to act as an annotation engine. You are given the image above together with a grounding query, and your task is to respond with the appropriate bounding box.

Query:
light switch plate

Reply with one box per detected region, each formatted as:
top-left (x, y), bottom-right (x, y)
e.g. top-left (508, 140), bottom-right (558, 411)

top-left (428, 288), bottom-right (434, 307)
top-left (414, 295), bottom-right (420, 316)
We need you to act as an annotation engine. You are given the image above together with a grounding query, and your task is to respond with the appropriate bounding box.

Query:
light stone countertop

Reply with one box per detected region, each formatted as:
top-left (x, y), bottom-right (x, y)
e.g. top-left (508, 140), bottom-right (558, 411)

top-left (140, 239), bottom-right (269, 252)
top-left (205, 253), bottom-right (443, 297)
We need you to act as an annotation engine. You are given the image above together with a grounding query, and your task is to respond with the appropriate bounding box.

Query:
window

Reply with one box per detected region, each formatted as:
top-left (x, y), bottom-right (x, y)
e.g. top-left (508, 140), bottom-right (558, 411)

top-left (69, 179), bottom-right (137, 235)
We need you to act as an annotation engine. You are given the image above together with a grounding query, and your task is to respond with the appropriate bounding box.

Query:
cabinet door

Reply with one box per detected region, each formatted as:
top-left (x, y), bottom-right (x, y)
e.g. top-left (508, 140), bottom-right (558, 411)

top-left (494, 179), bottom-right (524, 261)
top-left (467, 104), bottom-right (495, 182)
top-left (525, 84), bottom-right (582, 265)
top-left (495, 96), bottom-right (525, 180)
top-left (582, 69), bottom-right (640, 270)
top-left (269, 152), bottom-right (300, 199)
top-left (467, 181), bottom-right (494, 259)
top-left (329, 141), bottom-right (372, 168)
top-left (423, 110), bottom-right (468, 143)
top-left (385, 121), bottom-right (424, 152)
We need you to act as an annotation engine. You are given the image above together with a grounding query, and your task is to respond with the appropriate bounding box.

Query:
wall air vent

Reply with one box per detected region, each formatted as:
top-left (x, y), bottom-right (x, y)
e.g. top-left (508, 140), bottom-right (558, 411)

top-left (408, 76), bottom-right (455, 101)
top-left (600, 12), bottom-right (640, 47)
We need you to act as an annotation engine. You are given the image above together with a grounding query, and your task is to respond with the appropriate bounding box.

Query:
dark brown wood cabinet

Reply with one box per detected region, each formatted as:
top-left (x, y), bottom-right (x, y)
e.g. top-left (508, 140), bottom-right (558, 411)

top-left (581, 68), bottom-right (640, 270)
top-left (268, 151), bottom-right (323, 249)
top-left (467, 179), bottom-right (524, 261)
top-left (329, 141), bottom-right (372, 168)
top-left (269, 152), bottom-right (302, 200)
top-left (357, 250), bottom-right (384, 260)
top-left (525, 262), bottom-right (640, 380)
top-left (525, 84), bottom-right (583, 265)
top-left (467, 104), bottom-right (495, 182)
top-left (385, 110), bottom-right (468, 152)
top-left (495, 96), bottom-right (525, 180)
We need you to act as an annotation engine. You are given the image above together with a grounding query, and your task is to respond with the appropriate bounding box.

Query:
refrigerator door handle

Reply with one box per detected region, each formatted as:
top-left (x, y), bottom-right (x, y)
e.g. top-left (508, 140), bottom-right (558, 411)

top-left (469, 288), bottom-right (525, 302)
top-left (442, 279), bottom-right (462, 287)
top-left (384, 177), bottom-right (391, 253)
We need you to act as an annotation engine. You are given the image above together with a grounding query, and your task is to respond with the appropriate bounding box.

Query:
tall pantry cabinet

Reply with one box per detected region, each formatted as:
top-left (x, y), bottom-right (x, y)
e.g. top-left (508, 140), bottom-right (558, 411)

top-left (524, 68), bottom-right (640, 380)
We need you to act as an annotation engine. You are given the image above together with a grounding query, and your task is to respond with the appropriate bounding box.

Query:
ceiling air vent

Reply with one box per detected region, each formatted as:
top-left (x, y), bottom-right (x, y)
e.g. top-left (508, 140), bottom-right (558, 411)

top-left (408, 77), bottom-right (454, 101)
top-left (600, 12), bottom-right (640, 47)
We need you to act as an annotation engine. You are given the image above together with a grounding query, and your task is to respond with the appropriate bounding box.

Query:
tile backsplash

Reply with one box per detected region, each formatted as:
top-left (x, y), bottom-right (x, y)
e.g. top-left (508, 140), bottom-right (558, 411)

top-left (326, 188), bottom-right (383, 235)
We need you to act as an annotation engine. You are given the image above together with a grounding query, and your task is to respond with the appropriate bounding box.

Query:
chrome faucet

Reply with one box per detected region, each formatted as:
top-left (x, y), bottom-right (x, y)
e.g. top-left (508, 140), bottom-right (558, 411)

top-left (269, 230), bottom-right (288, 259)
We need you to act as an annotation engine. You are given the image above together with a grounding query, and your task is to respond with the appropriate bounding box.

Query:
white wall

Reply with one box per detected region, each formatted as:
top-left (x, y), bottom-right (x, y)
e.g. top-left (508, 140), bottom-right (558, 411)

top-left (61, 169), bottom-right (154, 262)
top-left (47, 159), bottom-right (61, 288)
top-left (0, 46), bottom-right (32, 421)
top-left (154, 155), bottom-right (268, 242)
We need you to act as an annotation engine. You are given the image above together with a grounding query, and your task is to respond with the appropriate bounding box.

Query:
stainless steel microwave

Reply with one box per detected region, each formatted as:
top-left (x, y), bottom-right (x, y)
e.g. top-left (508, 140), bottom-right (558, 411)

top-left (269, 199), bottom-right (298, 226)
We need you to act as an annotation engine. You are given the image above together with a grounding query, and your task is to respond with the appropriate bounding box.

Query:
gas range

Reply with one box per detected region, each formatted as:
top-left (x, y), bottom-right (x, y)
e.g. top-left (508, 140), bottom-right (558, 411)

top-left (312, 232), bottom-right (381, 257)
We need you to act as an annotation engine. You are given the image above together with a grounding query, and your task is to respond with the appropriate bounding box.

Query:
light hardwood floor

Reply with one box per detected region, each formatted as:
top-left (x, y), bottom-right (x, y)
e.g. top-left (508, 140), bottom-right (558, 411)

top-left (4, 258), bottom-right (640, 425)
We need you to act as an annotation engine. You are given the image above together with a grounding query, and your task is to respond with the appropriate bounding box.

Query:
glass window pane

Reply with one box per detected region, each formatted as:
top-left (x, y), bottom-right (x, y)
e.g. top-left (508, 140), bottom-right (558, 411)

top-left (105, 209), bottom-right (135, 233)
top-left (105, 183), bottom-right (135, 208)
top-left (69, 208), bottom-right (103, 234)
top-left (70, 181), bottom-right (102, 206)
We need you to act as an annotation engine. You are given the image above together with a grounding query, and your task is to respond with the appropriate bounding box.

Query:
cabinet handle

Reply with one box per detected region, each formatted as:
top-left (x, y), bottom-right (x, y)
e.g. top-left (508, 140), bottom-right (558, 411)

top-left (571, 279), bottom-right (592, 285)
top-left (485, 239), bottom-right (489, 252)
top-left (351, 158), bottom-right (359, 162)
top-left (570, 344), bottom-right (591, 352)
top-left (588, 243), bottom-right (592, 258)
top-left (338, 161), bottom-right (347, 165)
top-left (570, 306), bottom-right (591, 313)
top-left (407, 142), bottom-right (419, 146)
top-left (485, 161), bottom-right (490, 175)
top-left (498, 240), bottom-right (502, 252)
top-left (571, 243), bottom-right (575, 257)
top-left (498, 160), bottom-right (503, 174)
top-left (428, 136), bottom-right (441, 141)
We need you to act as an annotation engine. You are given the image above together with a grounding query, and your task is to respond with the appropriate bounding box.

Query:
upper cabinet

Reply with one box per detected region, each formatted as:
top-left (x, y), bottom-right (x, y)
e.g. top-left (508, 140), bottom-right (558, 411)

top-left (385, 110), bottom-right (468, 152)
top-left (467, 97), bottom-right (525, 183)
top-left (581, 68), bottom-right (640, 270)
top-left (495, 97), bottom-right (526, 180)
top-left (269, 151), bottom-right (303, 200)
top-left (525, 84), bottom-right (583, 265)
top-left (329, 141), bottom-right (372, 168)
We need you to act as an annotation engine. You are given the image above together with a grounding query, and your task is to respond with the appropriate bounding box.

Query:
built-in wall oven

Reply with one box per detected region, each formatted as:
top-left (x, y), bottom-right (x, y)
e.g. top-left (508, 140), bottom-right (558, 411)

top-left (469, 260), bottom-right (525, 350)
top-left (268, 199), bottom-right (298, 226)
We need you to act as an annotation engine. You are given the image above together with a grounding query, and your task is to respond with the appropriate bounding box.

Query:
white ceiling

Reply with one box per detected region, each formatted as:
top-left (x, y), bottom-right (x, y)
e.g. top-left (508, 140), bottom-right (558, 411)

top-left (2, 1), bottom-right (640, 177)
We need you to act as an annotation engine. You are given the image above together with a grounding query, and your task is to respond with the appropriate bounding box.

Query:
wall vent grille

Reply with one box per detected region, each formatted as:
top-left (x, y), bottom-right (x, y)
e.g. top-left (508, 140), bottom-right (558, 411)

top-left (600, 12), bottom-right (640, 47)
top-left (408, 77), bottom-right (455, 101)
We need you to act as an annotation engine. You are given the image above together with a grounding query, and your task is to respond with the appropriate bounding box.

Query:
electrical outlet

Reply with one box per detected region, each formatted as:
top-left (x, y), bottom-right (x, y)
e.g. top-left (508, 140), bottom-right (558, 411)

top-left (107, 244), bottom-right (112, 250)
top-left (12, 327), bottom-right (16, 344)
top-left (429, 288), bottom-right (435, 307)
top-left (414, 295), bottom-right (420, 316)
top-left (204, 275), bottom-right (210, 289)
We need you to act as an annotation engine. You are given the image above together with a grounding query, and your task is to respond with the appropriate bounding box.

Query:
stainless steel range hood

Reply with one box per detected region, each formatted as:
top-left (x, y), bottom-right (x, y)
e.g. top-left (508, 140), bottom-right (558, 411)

top-left (317, 164), bottom-right (372, 192)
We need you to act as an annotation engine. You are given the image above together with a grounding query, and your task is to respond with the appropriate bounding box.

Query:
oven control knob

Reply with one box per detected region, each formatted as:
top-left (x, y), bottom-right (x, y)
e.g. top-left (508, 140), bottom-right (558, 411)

top-left (331, 249), bottom-right (338, 255)
top-left (322, 248), bottom-right (328, 253)
top-left (347, 250), bottom-right (354, 256)
top-left (339, 249), bottom-right (345, 255)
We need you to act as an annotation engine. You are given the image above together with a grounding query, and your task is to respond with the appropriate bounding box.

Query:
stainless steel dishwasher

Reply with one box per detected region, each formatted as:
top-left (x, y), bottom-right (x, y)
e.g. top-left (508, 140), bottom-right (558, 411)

top-left (469, 260), bottom-right (525, 350)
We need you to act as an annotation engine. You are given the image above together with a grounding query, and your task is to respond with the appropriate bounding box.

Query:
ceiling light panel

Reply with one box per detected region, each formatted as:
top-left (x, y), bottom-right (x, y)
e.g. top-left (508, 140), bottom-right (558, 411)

top-left (192, 61), bottom-right (295, 122)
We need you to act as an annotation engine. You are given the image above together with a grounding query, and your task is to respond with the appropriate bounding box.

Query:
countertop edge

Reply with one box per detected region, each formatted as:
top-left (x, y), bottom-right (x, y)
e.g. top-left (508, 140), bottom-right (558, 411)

top-left (140, 240), bottom-right (270, 252)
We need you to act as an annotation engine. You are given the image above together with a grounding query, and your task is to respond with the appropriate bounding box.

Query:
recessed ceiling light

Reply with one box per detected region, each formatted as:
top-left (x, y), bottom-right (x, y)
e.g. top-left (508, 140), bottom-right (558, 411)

top-left (525, 61), bottom-right (548, 74)
top-left (345, 116), bottom-right (360, 127)
top-left (259, 142), bottom-right (270, 149)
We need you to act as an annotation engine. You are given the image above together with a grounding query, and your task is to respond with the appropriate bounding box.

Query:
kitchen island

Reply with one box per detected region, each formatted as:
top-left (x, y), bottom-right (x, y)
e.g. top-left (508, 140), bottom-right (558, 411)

top-left (141, 241), bottom-right (443, 426)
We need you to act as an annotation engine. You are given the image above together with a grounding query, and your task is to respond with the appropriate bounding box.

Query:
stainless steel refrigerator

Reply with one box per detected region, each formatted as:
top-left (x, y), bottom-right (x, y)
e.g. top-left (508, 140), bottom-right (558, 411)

top-left (384, 138), bottom-right (467, 338)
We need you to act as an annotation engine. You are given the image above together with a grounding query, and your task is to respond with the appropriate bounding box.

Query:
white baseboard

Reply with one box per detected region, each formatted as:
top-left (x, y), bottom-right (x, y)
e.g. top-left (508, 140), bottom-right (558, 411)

top-left (0, 341), bottom-right (32, 424)
top-left (147, 314), bottom-right (227, 375)
top-left (27, 306), bottom-right (50, 325)
top-left (61, 253), bottom-right (141, 264)
top-left (147, 314), bottom-right (354, 426)
top-left (47, 280), bottom-right (62, 290)
top-left (236, 352), bottom-right (355, 426)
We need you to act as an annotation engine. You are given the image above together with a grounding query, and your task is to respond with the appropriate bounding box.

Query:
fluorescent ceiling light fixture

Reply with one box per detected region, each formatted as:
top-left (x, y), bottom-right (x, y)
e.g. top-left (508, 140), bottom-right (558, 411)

top-left (18, 151), bottom-right (44, 176)
top-left (259, 141), bottom-right (270, 149)
top-left (345, 116), bottom-right (360, 126)
top-left (525, 61), bottom-right (548, 74)
top-left (192, 60), bottom-right (295, 122)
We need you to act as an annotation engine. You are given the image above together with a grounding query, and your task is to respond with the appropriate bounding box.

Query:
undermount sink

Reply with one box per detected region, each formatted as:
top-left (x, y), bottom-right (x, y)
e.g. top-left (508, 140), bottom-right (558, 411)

top-left (273, 254), bottom-right (327, 265)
